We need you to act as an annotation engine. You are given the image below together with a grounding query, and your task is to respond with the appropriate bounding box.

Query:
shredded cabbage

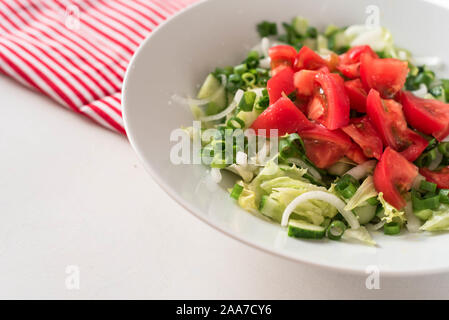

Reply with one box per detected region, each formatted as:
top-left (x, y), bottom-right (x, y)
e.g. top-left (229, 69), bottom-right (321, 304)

top-left (345, 176), bottom-right (378, 211)
top-left (378, 192), bottom-right (406, 224)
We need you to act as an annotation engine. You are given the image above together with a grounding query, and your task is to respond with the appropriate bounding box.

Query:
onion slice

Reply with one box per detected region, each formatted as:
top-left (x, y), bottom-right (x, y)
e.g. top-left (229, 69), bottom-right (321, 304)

top-left (280, 191), bottom-right (360, 229)
top-left (346, 160), bottom-right (377, 180)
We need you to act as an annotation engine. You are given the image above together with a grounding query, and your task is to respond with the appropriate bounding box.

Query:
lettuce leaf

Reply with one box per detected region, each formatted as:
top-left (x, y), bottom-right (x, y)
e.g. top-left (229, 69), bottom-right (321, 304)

top-left (378, 192), bottom-right (406, 224)
top-left (342, 226), bottom-right (376, 246)
top-left (345, 176), bottom-right (378, 211)
top-left (420, 204), bottom-right (449, 231)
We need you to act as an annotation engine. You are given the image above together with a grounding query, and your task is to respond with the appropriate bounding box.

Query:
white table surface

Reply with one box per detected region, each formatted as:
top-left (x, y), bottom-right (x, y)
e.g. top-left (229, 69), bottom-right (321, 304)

top-left (1, 75), bottom-right (449, 300)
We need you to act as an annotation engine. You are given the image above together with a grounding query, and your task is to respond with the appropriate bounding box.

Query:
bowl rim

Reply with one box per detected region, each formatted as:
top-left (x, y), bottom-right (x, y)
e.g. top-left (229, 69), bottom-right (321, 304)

top-left (122, 0), bottom-right (449, 277)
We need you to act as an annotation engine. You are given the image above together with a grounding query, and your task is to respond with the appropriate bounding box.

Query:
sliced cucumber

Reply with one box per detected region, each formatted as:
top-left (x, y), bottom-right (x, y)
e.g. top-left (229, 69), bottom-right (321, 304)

top-left (292, 16), bottom-right (309, 36)
top-left (288, 219), bottom-right (326, 239)
top-left (259, 195), bottom-right (284, 223)
top-left (236, 110), bottom-right (259, 128)
top-left (197, 74), bottom-right (227, 109)
top-left (354, 204), bottom-right (377, 225)
top-left (317, 34), bottom-right (328, 51)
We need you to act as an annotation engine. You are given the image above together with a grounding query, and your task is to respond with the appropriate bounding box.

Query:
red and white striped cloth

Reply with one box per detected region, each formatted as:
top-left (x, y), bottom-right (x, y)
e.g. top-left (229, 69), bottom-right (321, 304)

top-left (0, 0), bottom-right (198, 134)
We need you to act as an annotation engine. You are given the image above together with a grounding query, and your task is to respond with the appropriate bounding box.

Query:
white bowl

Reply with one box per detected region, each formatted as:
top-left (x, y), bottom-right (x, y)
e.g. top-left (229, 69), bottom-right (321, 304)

top-left (123, 0), bottom-right (449, 276)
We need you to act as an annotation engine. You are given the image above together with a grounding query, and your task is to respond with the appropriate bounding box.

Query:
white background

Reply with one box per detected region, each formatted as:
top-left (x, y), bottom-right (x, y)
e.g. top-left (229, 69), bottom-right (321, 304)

top-left (1, 75), bottom-right (449, 299)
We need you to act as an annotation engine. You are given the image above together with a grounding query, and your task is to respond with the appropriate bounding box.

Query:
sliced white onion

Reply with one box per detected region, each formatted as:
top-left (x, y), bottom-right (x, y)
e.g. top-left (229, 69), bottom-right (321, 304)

top-left (369, 220), bottom-right (385, 231)
top-left (429, 150), bottom-right (443, 170)
top-left (236, 151), bottom-right (248, 165)
top-left (171, 94), bottom-right (211, 106)
top-left (411, 83), bottom-right (428, 98)
top-left (404, 201), bottom-right (422, 233)
top-left (412, 174), bottom-right (426, 190)
top-left (280, 191), bottom-right (360, 229)
top-left (259, 57), bottom-right (271, 69)
top-left (199, 89), bottom-right (244, 122)
top-left (286, 158), bottom-right (321, 181)
top-left (346, 160), bottom-right (377, 180)
top-left (210, 168), bottom-right (222, 184)
top-left (261, 37), bottom-right (270, 57)
top-left (443, 135), bottom-right (449, 142)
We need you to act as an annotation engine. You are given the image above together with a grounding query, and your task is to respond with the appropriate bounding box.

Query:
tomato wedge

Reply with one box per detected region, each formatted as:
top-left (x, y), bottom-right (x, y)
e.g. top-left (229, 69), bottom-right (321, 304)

top-left (342, 116), bottom-right (383, 159)
top-left (269, 45), bottom-right (297, 68)
top-left (250, 97), bottom-right (312, 136)
top-left (360, 54), bottom-right (409, 98)
top-left (366, 89), bottom-right (428, 161)
top-left (267, 67), bottom-right (295, 105)
top-left (293, 70), bottom-right (317, 97)
top-left (346, 143), bottom-right (369, 164)
top-left (344, 79), bottom-right (368, 113)
top-left (400, 91), bottom-right (449, 141)
top-left (294, 46), bottom-right (328, 71)
top-left (298, 124), bottom-right (353, 168)
top-left (337, 45), bottom-right (378, 79)
top-left (420, 167), bottom-right (449, 189)
top-left (374, 147), bottom-right (418, 210)
top-left (312, 71), bottom-right (350, 130)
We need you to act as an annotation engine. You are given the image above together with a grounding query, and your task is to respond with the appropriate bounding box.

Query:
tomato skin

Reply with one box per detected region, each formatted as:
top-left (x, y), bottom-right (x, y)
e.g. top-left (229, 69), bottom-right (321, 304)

top-left (400, 91), bottom-right (449, 141)
top-left (298, 124), bottom-right (353, 168)
top-left (313, 71), bottom-right (350, 130)
top-left (337, 45), bottom-right (378, 79)
top-left (342, 116), bottom-right (383, 159)
top-left (267, 67), bottom-right (296, 105)
top-left (374, 147), bottom-right (418, 210)
top-left (344, 79), bottom-right (368, 113)
top-left (420, 167), bottom-right (449, 189)
top-left (293, 70), bottom-right (318, 96)
top-left (269, 45), bottom-right (297, 68)
top-left (366, 89), bottom-right (428, 162)
top-left (294, 46), bottom-right (328, 71)
top-left (360, 54), bottom-right (409, 98)
top-left (250, 97), bottom-right (312, 136)
top-left (346, 143), bottom-right (369, 164)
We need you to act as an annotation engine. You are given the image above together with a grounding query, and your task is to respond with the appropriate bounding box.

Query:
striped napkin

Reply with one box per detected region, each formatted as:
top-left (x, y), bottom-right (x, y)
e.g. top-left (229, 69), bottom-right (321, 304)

top-left (0, 0), bottom-right (197, 134)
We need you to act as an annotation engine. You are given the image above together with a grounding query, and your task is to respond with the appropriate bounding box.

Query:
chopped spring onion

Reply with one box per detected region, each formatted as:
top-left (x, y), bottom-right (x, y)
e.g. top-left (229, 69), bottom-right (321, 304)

top-left (412, 190), bottom-right (440, 211)
top-left (428, 149), bottom-right (443, 170)
top-left (438, 142), bottom-right (449, 157)
top-left (335, 174), bottom-right (360, 199)
top-left (226, 116), bottom-right (245, 129)
top-left (234, 64), bottom-right (248, 75)
top-left (384, 222), bottom-right (401, 235)
top-left (420, 180), bottom-right (437, 193)
top-left (230, 183), bottom-right (244, 200)
top-left (242, 73), bottom-right (256, 86)
top-left (326, 220), bottom-right (346, 240)
top-left (439, 189), bottom-right (449, 204)
top-left (199, 89), bottom-right (244, 122)
top-left (259, 57), bottom-right (271, 69)
top-left (280, 191), bottom-right (360, 229)
top-left (412, 174), bottom-right (426, 190)
top-left (238, 91), bottom-right (257, 111)
top-left (345, 160), bottom-right (377, 180)
top-left (415, 148), bottom-right (437, 167)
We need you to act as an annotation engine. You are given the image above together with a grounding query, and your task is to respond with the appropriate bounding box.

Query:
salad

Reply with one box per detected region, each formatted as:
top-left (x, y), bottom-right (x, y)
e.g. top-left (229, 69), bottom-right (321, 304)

top-left (177, 17), bottom-right (449, 245)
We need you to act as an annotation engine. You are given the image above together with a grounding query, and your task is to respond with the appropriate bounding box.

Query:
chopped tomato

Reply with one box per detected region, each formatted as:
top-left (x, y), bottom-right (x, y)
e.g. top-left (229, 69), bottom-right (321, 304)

top-left (346, 143), bottom-right (369, 164)
top-left (366, 89), bottom-right (428, 161)
top-left (420, 167), bottom-right (449, 189)
top-left (337, 45), bottom-right (378, 79)
top-left (267, 67), bottom-right (295, 105)
top-left (294, 46), bottom-right (328, 71)
top-left (374, 147), bottom-right (418, 210)
top-left (271, 63), bottom-right (291, 76)
top-left (324, 52), bottom-right (340, 72)
top-left (344, 79), bottom-right (368, 113)
top-left (400, 91), bottom-right (449, 141)
top-left (269, 45), bottom-right (297, 69)
top-left (312, 71), bottom-right (350, 130)
top-left (342, 116), bottom-right (383, 159)
top-left (360, 54), bottom-right (409, 98)
top-left (293, 70), bottom-right (317, 96)
top-left (250, 97), bottom-right (312, 136)
top-left (298, 124), bottom-right (353, 168)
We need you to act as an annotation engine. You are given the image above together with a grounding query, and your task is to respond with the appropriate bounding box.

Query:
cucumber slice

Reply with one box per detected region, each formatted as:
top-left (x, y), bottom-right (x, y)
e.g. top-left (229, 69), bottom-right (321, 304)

top-left (317, 34), bottom-right (328, 51)
top-left (354, 204), bottom-right (377, 225)
top-left (288, 219), bottom-right (326, 239)
top-left (236, 110), bottom-right (259, 128)
top-left (259, 195), bottom-right (284, 223)
top-left (197, 74), bottom-right (227, 109)
top-left (292, 16), bottom-right (308, 36)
